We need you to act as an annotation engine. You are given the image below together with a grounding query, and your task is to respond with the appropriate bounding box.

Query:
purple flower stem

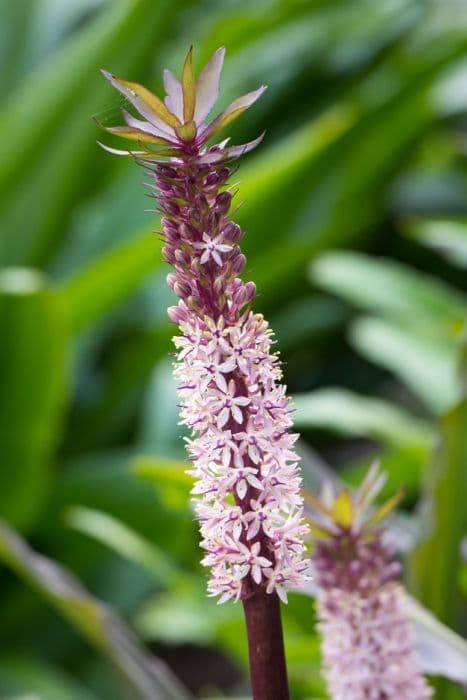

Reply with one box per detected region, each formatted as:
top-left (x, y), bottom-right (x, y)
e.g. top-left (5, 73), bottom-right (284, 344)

top-left (242, 590), bottom-right (290, 700)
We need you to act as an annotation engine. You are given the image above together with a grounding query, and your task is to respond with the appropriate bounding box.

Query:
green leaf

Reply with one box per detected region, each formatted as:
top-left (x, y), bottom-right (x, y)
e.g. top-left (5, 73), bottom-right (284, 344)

top-left (350, 317), bottom-right (460, 414)
top-left (0, 655), bottom-right (97, 700)
top-left (66, 506), bottom-right (178, 587)
top-left (0, 520), bottom-right (192, 700)
top-left (246, 43), bottom-right (467, 300)
top-left (293, 387), bottom-right (432, 450)
top-left (0, 0), bottom-right (183, 265)
top-left (409, 218), bottom-right (467, 269)
top-left (409, 397), bottom-right (467, 626)
top-left (135, 582), bottom-right (238, 647)
top-left (0, 268), bottom-right (69, 530)
top-left (138, 359), bottom-right (185, 459)
top-left (407, 596), bottom-right (467, 686)
top-left (310, 251), bottom-right (466, 335)
top-left (63, 231), bottom-right (158, 332)
top-left (132, 456), bottom-right (192, 512)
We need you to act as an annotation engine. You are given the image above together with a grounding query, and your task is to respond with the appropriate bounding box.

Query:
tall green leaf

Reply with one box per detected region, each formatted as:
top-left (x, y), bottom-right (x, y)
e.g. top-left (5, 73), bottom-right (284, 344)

top-left (64, 231), bottom-right (157, 332)
top-left (0, 269), bottom-right (69, 530)
top-left (310, 251), bottom-right (466, 334)
top-left (0, 0), bottom-right (187, 265)
top-left (409, 396), bottom-right (467, 698)
top-left (350, 317), bottom-right (459, 414)
top-left (0, 521), bottom-right (192, 700)
top-left (293, 387), bottom-right (432, 450)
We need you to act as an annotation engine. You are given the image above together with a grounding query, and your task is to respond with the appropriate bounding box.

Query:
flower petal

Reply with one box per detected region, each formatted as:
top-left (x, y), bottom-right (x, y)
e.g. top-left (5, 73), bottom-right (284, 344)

top-left (202, 85), bottom-right (267, 140)
top-left (97, 141), bottom-right (149, 157)
top-left (232, 404), bottom-right (244, 424)
top-left (247, 520), bottom-right (260, 540)
top-left (236, 478), bottom-right (247, 500)
top-left (182, 46), bottom-right (196, 123)
top-left (252, 564), bottom-right (262, 584)
top-left (247, 474), bottom-right (263, 491)
top-left (101, 69), bottom-right (181, 129)
top-left (163, 69), bottom-right (184, 121)
top-left (223, 132), bottom-right (265, 159)
top-left (101, 125), bottom-right (171, 146)
top-left (215, 373), bottom-right (227, 393)
top-left (194, 47), bottom-right (225, 125)
top-left (217, 407), bottom-right (229, 429)
top-left (121, 109), bottom-right (175, 140)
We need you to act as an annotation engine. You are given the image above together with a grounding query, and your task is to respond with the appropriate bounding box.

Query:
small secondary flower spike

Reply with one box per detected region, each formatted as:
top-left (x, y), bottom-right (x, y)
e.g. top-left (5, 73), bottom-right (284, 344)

top-left (308, 466), bottom-right (433, 700)
top-left (98, 47), bottom-right (309, 699)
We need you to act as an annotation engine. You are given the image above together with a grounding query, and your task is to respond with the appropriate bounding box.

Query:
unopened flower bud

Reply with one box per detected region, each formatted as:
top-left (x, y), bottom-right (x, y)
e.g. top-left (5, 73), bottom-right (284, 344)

top-left (231, 253), bottom-right (246, 275)
top-left (166, 272), bottom-right (177, 289)
top-left (164, 201), bottom-right (180, 216)
top-left (204, 172), bottom-right (220, 186)
top-left (223, 222), bottom-right (242, 242)
top-left (215, 191), bottom-right (232, 214)
top-left (217, 167), bottom-right (231, 184)
top-left (186, 294), bottom-right (201, 311)
top-left (175, 249), bottom-right (190, 265)
top-left (158, 165), bottom-right (177, 179)
top-left (244, 281), bottom-right (257, 303)
top-left (162, 246), bottom-right (175, 263)
top-left (167, 304), bottom-right (189, 324)
top-left (173, 280), bottom-right (192, 298)
top-left (194, 193), bottom-right (209, 215)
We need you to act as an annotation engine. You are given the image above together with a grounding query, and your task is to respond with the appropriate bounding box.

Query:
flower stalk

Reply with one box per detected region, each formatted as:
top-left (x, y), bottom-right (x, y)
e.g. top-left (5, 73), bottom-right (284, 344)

top-left (98, 46), bottom-right (308, 700)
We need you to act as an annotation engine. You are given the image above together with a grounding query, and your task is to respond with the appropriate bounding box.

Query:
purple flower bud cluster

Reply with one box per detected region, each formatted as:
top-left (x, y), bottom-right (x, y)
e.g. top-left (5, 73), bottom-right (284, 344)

top-left (309, 470), bottom-right (432, 699)
top-left (99, 48), bottom-right (309, 604)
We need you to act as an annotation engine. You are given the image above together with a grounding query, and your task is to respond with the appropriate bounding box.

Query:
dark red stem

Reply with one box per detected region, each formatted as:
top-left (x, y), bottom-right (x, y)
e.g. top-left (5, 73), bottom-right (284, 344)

top-left (242, 590), bottom-right (290, 700)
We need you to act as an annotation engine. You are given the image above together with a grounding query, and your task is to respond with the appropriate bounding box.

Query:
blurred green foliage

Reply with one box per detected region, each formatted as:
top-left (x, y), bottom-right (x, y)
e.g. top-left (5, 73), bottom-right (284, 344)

top-left (1, 0), bottom-right (467, 697)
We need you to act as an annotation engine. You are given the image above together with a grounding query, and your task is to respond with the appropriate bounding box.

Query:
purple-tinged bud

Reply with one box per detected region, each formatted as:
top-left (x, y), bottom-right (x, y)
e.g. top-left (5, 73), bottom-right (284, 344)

top-left (204, 172), bottom-right (220, 186)
top-left (244, 281), bottom-right (257, 303)
top-left (173, 280), bottom-right (192, 298)
top-left (166, 272), bottom-right (177, 289)
top-left (178, 223), bottom-right (193, 243)
top-left (161, 217), bottom-right (177, 234)
top-left (162, 246), bottom-right (176, 264)
top-left (190, 258), bottom-right (203, 276)
top-left (194, 193), bottom-right (209, 215)
top-left (232, 284), bottom-right (248, 307)
top-left (186, 295), bottom-right (201, 312)
top-left (213, 276), bottom-right (225, 296)
top-left (175, 249), bottom-right (191, 266)
top-left (223, 222), bottom-right (242, 243)
top-left (164, 201), bottom-right (180, 216)
top-left (217, 167), bottom-right (231, 184)
top-left (167, 304), bottom-right (189, 324)
top-left (157, 178), bottom-right (174, 193)
top-left (158, 165), bottom-right (177, 179)
top-left (215, 191), bottom-right (232, 214)
top-left (231, 253), bottom-right (247, 275)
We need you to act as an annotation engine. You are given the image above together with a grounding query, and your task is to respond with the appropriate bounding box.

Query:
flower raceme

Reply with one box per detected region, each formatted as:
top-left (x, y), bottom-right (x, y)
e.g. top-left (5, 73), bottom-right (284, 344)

top-left (98, 47), bottom-right (309, 605)
top-left (307, 466), bottom-right (433, 700)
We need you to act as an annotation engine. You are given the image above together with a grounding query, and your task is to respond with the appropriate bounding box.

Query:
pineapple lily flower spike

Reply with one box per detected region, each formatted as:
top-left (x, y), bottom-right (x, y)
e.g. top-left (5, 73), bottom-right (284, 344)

top-left (98, 47), bottom-right (309, 700)
top-left (307, 465), bottom-right (433, 700)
